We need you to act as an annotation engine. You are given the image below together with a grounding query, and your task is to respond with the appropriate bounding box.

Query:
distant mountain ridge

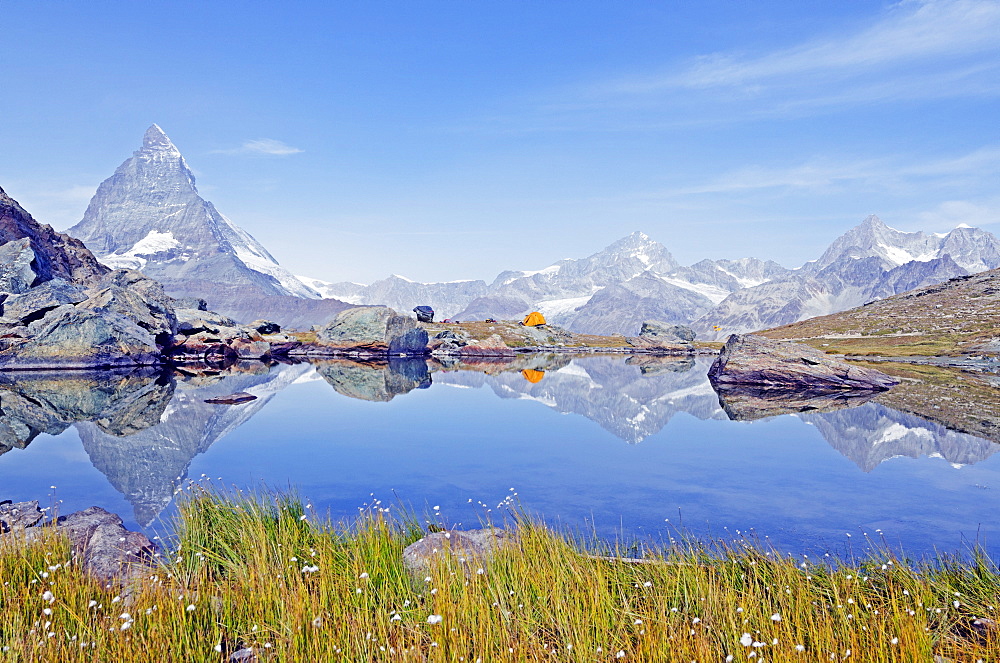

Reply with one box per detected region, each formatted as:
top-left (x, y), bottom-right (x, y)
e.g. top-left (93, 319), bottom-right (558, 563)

top-left (312, 216), bottom-right (1000, 338)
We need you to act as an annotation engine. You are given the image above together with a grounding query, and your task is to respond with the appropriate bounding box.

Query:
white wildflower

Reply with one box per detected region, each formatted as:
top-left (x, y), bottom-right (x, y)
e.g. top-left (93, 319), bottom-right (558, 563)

top-left (427, 614), bottom-right (443, 625)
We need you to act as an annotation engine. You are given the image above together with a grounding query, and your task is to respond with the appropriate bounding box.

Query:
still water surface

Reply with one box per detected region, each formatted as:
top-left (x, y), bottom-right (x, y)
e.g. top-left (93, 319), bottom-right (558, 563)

top-left (1, 354), bottom-right (998, 559)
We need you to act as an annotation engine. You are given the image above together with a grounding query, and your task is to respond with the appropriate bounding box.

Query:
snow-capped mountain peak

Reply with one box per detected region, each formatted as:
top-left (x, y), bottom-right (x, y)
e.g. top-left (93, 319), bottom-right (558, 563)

top-left (69, 125), bottom-right (322, 308)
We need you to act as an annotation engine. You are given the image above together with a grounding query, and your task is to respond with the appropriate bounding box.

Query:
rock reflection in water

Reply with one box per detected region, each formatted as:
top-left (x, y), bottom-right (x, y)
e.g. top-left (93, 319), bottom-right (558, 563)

top-left (713, 384), bottom-right (881, 421)
top-left (0, 367), bottom-right (172, 456)
top-left (314, 357), bottom-right (431, 402)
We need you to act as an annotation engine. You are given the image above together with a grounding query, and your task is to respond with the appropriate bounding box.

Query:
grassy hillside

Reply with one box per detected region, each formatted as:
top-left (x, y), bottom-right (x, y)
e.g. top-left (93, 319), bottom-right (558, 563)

top-left (759, 268), bottom-right (1000, 357)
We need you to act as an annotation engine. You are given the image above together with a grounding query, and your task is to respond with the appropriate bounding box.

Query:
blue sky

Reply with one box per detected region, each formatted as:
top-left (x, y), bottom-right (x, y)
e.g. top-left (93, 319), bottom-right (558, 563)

top-left (2, 0), bottom-right (998, 284)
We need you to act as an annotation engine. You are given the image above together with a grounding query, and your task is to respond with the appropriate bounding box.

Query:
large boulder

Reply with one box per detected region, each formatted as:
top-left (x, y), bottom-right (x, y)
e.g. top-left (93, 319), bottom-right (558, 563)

top-left (413, 306), bottom-right (434, 323)
top-left (49, 507), bottom-right (156, 583)
top-left (1, 278), bottom-right (87, 324)
top-left (708, 334), bottom-right (900, 391)
top-left (627, 320), bottom-right (695, 351)
top-left (80, 270), bottom-right (178, 346)
top-left (315, 306), bottom-right (428, 355)
top-left (0, 305), bottom-right (162, 370)
top-left (402, 529), bottom-right (512, 578)
top-left (0, 503), bottom-right (157, 583)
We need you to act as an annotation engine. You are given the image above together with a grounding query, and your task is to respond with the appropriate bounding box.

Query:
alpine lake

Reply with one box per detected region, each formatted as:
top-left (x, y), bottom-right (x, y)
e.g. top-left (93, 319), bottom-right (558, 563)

top-left (3, 351), bottom-right (1000, 562)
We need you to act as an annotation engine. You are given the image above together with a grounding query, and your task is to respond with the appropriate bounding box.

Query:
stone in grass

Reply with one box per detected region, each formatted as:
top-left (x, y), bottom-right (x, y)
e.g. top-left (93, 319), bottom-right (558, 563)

top-left (0, 500), bottom-right (44, 532)
top-left (15, 506), bottom-right (157, 584)
top-left (402, 529), bottom-right (512, 578)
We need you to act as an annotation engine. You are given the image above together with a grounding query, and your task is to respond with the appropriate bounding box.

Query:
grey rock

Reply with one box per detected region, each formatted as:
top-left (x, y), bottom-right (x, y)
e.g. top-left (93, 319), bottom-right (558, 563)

top-left (0, 500), bottom-right (44, 531)
top-left (0, 238), bottom-right (38, 294)
top-left (51, 506), bottom-right (156, 583)
top-left (0, 305), bottom-right (161, 370)
top-left (250, 319), bottom-right (281, 334)
top-left (228, 648), bottom-right (258, 663)
top-left (175, 307), bottom-right (239, 332)
top-left (402, 529), bottom-right (512, 578)
top-left (639, 321), bottom-right (695, 343)
top-left (80, 269), bottom-right (178, 344)
top-left (171, 296), bottom-right (208, 311)
top-left (413, 306), bottom-right (434, 323)
top-left (0, 186), bottom-right (108, 288)
top-left (708, 334), bottom-right (900, 391)
top-left (316, 306), bottom-right (428, 355)
top-left (1, 278), bottom-right (86, 323)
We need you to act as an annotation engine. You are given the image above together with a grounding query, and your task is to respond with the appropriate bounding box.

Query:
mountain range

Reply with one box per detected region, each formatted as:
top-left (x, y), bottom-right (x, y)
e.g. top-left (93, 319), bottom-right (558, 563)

top-left (67, 125), bottom-right (1000, 335)
top-left (317, 217), bottom-right (1000, 339)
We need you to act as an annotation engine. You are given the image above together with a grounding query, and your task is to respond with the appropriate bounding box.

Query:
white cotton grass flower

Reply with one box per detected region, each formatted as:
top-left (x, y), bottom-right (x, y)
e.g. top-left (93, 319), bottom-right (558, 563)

top-left (301, 565), bottom-right (319, 573)
top-left (41, 591), bottom-right (54, 603)
top-left (311, 616), bottom-right (323, 628)
top-left (616, 651), bottom-right (626, 659)
top-left (427, 614), bottom-right (443, 625)
top-left (740, 633), bottom-right (753, 647)
top-left (359, 572), bottom-right (369, 579)
top-left (186, 604), bottom-right (196, 612)
top-left (771, 612), bottom-right (782, 621)
top-left (795, 644), bottom-right (805, 652)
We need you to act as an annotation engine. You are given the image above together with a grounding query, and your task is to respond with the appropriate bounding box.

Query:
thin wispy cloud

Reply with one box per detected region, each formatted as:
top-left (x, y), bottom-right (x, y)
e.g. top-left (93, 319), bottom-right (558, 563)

top-left (214, 139), bottom-right (304, 156)
top-left (520, 0), bottom-right (1000, 129)
top-left (658, 0), bottom-right (1000, 92)
top-left (603, 0), bottom-right (1000, 95)
top-left (651, 145), bottom-right (1000, 198)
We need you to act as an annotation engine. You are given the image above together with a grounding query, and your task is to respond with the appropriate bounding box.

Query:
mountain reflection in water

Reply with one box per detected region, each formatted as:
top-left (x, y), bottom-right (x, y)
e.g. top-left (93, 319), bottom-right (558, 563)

top-left (0, 354), bottom-right (998, 553)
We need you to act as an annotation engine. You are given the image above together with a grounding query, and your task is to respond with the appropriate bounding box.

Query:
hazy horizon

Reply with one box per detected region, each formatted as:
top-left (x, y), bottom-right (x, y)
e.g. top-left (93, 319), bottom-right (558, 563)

top-left (2, 1), bottom-right (998, 285)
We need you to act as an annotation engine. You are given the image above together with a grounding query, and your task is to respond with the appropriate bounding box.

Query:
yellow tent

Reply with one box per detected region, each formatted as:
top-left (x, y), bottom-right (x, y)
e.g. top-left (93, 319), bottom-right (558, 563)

top-left (521, 369), bottom-right (545, 383)
top-left (522, 311), bottom-right (546, 326)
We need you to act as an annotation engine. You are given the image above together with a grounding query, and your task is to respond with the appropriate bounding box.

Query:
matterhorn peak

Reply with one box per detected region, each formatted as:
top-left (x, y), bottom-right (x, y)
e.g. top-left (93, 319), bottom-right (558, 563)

top-left (142, 124), bottom-right (177, 152)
